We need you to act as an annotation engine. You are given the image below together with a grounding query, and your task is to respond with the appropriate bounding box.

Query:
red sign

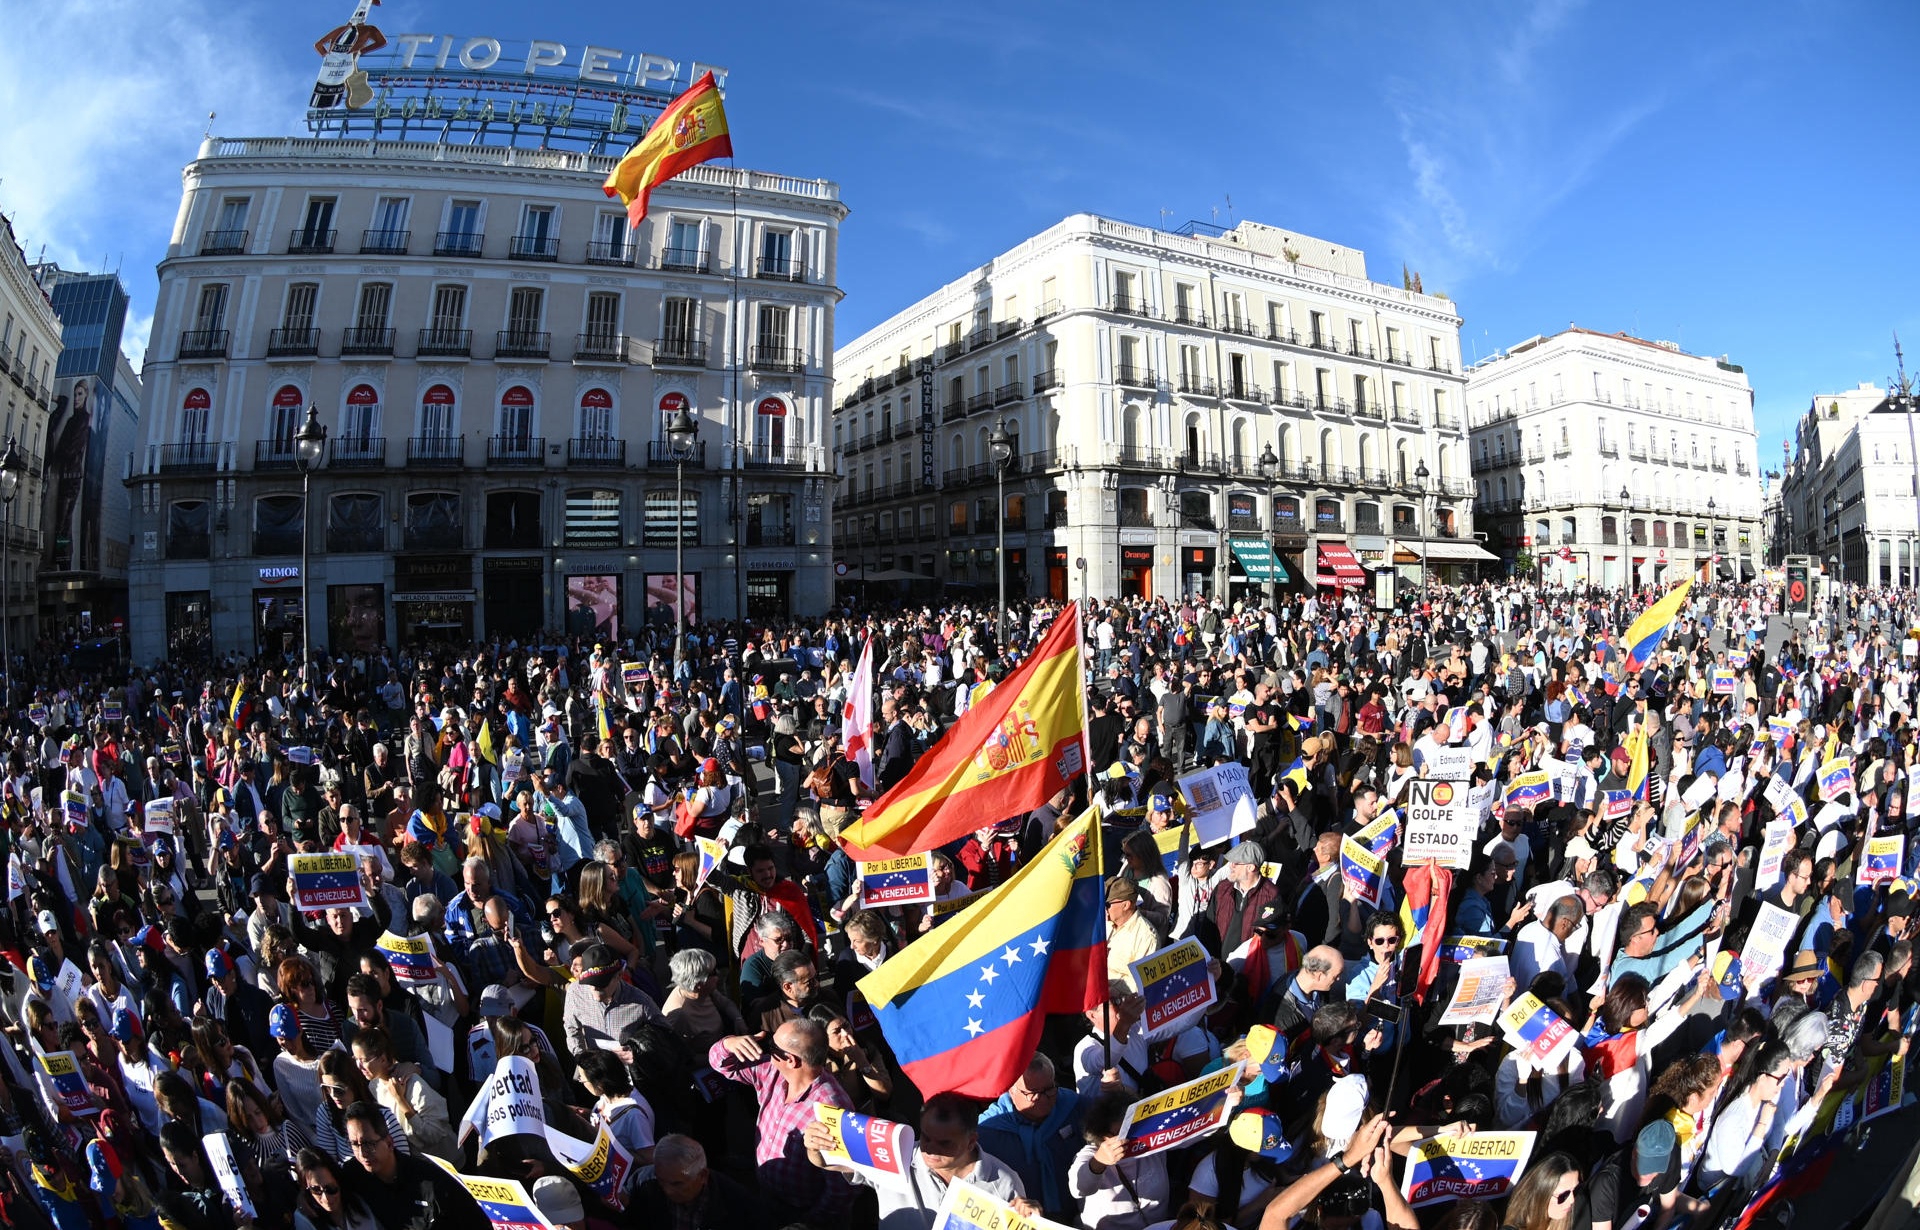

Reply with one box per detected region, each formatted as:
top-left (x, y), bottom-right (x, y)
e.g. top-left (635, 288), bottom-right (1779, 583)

top-left (347, 384), bottom-right (379, 406)
top-left (1520, 535), bottom-right (1532, 547)
top-left (501, 385), bottom-right (535, 408)
top-left (183, 388), bottom-right (211, 410)
top-left (581, 388), bottom-right (613, 409)
top-left (423, 384), bottom-right (456, 406)
top-left (659, 392), bottom-right (689, 414)
top-left (756, 396), bottom-right (787, 417)
top-left (272, 385), bottom-right (303, 408)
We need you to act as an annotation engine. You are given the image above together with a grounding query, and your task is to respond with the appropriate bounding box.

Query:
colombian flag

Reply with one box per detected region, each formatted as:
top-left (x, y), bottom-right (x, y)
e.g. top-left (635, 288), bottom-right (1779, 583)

top-left (594, 696), bottom-right (614, 745)
top-left (475, 716), bottom-right (498, 766)
top-left (602, 71), bottom-right (733, 227)
top-left (839, 603), bottom-right (1086, 860)
top-left (1623, 726), bottom-right (1651, 801)
top-left (858, 811), bottom-right (1106, 1098)
top-left (1620, 579), bottom-right (1692, 672)
top-left (1399, 862), bottom-right (1453, 1003)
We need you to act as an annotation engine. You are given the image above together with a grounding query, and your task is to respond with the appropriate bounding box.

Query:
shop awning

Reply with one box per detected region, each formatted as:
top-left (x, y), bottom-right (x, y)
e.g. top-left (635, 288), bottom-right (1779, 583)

top-left (1228, 538), bottom-right (1289, 582)
top-left (1395, 539), bottom-right (1500, 562)
top-left (1315, 542), bottom-right (1367, 588)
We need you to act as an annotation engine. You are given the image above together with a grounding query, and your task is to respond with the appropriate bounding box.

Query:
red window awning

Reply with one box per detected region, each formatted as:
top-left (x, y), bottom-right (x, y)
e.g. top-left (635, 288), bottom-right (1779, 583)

top-left (1316, 542), bottom-right (1367, 588)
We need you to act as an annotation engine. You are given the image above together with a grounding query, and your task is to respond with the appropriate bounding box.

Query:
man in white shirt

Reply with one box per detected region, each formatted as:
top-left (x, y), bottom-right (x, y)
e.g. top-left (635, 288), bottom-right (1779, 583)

top-left (803, 1093), bottom-right (1033, 1230)
top-left (1511, 896), bottom-right (1582, 990)
top-left (1072, 980), bottom-right (1149, 1098)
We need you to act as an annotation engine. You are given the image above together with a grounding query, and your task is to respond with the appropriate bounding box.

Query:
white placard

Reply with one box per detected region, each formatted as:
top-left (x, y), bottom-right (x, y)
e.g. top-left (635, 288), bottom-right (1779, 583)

top-left (1439, 955), bottom-right (1512, 1026)
top-left (1177, 763), bottom-right (1258, 847)
top-left (1744, 902), bottom-right (1800, 984)
top-left (1427, 747), bottom-right (1475, 782)
top-left (1764, 773), bottom-right (1799, 818)
top-left (1402, 779), bottom-right (1476, 869)
top-left (1681, 774), bottom-right (1718, 814)
top-left (423, 1011), bottom-right (455, 1073)
top-left (1755, 818), bottom-right (1794, 893)
top-left (204, 1131), bottom-right (257, 1218)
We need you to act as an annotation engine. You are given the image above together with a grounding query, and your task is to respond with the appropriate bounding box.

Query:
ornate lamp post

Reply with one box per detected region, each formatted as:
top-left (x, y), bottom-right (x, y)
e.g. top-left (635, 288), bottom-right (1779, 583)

top-left (0, 439), bottom-right (25, 711)
top-left (293, 407), bottom-right (327, 690)
top-left (666, 408), bottom-right (698, 674)
top-left (988, 422), bottom-right (1014, 646)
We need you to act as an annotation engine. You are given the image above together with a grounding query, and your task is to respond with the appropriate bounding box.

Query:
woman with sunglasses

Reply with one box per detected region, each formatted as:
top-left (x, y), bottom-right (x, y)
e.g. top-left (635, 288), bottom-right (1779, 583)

top-left (1497, 1150), bottom-right (1582, 1230)
top-left (311, 1049), bottom-right (409, 1166)
top-left (293, 1148), bottom-right (379, 1230)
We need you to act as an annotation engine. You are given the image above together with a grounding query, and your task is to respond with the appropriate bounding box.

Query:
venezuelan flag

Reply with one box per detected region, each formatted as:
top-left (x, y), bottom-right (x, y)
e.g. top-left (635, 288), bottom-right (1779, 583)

top-left (1152, 825), bottom-right (1189, 876)
top-left (859, 811), bottom-right (1106, 1098)
top-left (602, 71), bottom-right (733, 227)
top-left (1280, 757), bottom-right (1310, 793)
top-left (228, 681), bottom-right (252, 731)
top-left (1619, 579), bottom-right (1692, 672)
top-left (594, 696), bottom-right (613, 745)
top-left (1398, 862), bottom-right (1453, 1003)
top-left (840, 603), bottom-right (1086, 860)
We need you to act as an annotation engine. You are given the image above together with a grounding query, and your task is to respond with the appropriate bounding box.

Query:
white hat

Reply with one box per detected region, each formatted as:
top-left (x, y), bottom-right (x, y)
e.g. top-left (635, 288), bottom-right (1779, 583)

top-left (1321, 1074), bottom-right (1370, 1154)
top-left (36, 909), bottom-right (58, 935)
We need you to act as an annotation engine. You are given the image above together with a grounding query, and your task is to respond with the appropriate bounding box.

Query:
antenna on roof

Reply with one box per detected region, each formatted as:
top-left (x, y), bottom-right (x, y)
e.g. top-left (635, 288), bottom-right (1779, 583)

top-left (1225, 194), bottom-right (1234, 225)
top-left (1159, 208), bottom-right (1171, 228)
top-left (204, 111), bottom-right (216, 138)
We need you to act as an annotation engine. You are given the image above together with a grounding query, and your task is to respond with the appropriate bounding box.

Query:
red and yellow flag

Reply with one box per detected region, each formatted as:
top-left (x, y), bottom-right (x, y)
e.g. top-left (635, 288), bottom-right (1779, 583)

top-left (602, 71), bottom-right (732, 227)
top-left (839, 603), bottom-right (1087, 861)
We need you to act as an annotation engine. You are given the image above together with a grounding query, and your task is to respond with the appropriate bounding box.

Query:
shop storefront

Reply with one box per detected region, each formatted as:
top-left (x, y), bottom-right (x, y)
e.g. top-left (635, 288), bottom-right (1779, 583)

top-left (166, 591), bottom-right (211, 662)
top-left (1180, 546), bottom-right (1216, 599)
top-left (1227, 538), bottom-right (1287, 603)
top-left (254, 565), bottom-right (303, 658)
top-left (395, 555), bottom-right (474, 646)
top-left (1120, 545), bottom-right (1154, 599)
top-left (1314, 542), bottom-right (1367, 590)
top-left (746, 571), bottom-right (791, 620)
top-left (1047, 548), bottom-right (1068, 601)
top-left (482, 557), bottom-right (544, 642)
top-left (327, 584), bottom-right (387, 655)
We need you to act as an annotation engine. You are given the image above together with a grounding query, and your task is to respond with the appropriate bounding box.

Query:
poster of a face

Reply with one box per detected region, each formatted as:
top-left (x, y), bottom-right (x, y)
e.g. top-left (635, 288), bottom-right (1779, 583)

top-left (329, 584), bottom-right (387, 654)
top-left (566, 575), bottom-right (620, 640)
top-left (644, 573), bottom-right (698, 626)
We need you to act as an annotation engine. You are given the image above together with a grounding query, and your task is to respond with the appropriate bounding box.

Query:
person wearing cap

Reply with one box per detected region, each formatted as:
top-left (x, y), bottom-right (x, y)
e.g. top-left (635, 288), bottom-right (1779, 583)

top-left (206, 944), bottom-right (275, 1062)
top-left (561, 941), bottom-right (665, 1058)
top-left (83, 938), bottom-right (139, 1027)
top-left (1104, 878), bottom-right (1164, 989)
top-left (532, 769), bottom-right (594, 878)
top-left (1209, 842), bottom-right (1279, 971)
top-left (530, 1176), bottom-right (589, 1230)
top-left (1583, 1117), bottom-right (1703, 1230)
top-left (268, 1003), bottom-right (327, 1141)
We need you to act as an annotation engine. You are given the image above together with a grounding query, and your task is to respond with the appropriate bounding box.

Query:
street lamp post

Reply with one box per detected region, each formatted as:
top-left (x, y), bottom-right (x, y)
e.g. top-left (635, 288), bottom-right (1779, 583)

top-left (666, 408), bottom-right (698, 675)
top-left (0, 439), bottom-right (24, 712)
top-left (293, 407), bottom-right (327, 692)
top-left (1620, 486), bottom-right (1630, 588)
top-left (1706, 496), bottom-right (1717, 585)
top-left (1258, 443), bottom-right (1281, 613)
top-left (1414, 458), bottom-right (1431, 595)
top-left (989, 422), bottom-right (1014, 648)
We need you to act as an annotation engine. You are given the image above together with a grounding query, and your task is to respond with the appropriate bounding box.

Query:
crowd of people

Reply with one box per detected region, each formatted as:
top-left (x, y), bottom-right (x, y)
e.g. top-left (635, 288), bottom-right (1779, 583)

top-left (0, 576), bottom-right (1913, 1230)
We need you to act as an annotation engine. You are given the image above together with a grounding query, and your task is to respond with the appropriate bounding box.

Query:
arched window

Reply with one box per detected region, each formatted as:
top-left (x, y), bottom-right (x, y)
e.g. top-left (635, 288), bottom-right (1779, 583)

top-left (420, 384), bottom-right (457, 439)
top-left (754, 395), bottom-right (789, 458)
top-left (1437, 444), bottom-right (1450, 479)
top-left (499, 385), bottom-right (536, 446)
top-left (1121, 405), bottom-right (1143, 452)
top-left (181, 387), bottom-right (212, 443)
top-left (1357, 434), bottom-right (1374, 474)
top-left (1319, 428), bottom-right (1337, 473)
top-left (1276, 423), bottom-right (1292, 465)
top-left (1230, 418), bottom-right (1248, 465)
top-left (267, 385), bottom-right (303, 448)
top-left (1395, 442), bottom-right (1410, 485)
top-left (342, 384), bottom-right (380, 450)
top-left (1184, 412), bottom-right (1203, 463)
top-left (328, 493), bottom-right (385, 552)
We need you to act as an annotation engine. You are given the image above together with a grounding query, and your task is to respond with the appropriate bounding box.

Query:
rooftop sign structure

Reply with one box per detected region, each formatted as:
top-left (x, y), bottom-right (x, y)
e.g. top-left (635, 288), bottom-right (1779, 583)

top-left (305, 1), bottom-right (729, 153)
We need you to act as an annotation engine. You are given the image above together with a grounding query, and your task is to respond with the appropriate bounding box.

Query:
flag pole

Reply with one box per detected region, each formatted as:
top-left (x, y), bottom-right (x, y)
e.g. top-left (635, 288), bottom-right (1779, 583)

top-left (1071, 602), bottom-right (1118, 1075)
top-left (728, 158), bottom-right (746, 625)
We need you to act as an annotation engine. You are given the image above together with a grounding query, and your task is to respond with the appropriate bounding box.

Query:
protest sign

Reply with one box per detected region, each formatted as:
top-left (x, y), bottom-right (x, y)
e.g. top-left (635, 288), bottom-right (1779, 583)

top-left (1401, 1130), bottom-right (1538, 1208)
top-left (27, 703), bottom-right (46, 727)
top-left (1783, 795), bottom-right (1808, 829)
top-left (441, 1168), bottom-right (564, 1230)
top-left (1820, 757), bottom-right (1855, 802)
top-left (859, 854), bottom-right (937, 907)
top-left (423, 1012), bottom-right (455, 1073)
top-left (52, 960), bottom-right (87, 1015)
top-left (1427, 746), bottom-right (1475, 782)
top-left (1728, 650), bottom-right (1750, 669)
top-left (341, 842), bottom-right (395, 883)
top-left (1768, 716), bottom-right (1794, 744)
top-left (1339, 836), bottom-right (1387, 907)
top-left (1130, 938), bottom-right (1215, 1032)
top-left (502, 748), bottom-right (526, 784)
top-left (458, 1055), bottom-right (546, 1147)
top-left (1118, 1063), bottom-right (1243, 1158)
top-left (1862, 836), bottom-right (1905, 886)
top-left (1552, 759), bottom-right (1589, 807)
top-left (287, 746), bottom-right (316, 766)
top-left (1680, 774), bottom-right (1717, 814)
top-left (1504, 770), bottom-right (1553, 810)
top-left (1466, 782), bottom-right (1497, 820)
top-left (1745, 902), bottom-right (1800, 984)
top-left (1863, 1054), bottom-right (1906, 1122)
top-left (376, 932), bottom-right (441, 984)
top-left (37, 1050), bottom-right (96, 1116)
top-left (1718, 769), bottom-right (1746, 803)
top-left (1712, 669), bottom-right (1737, 695)
top-left (812, 1104), bottom-right (916, 1192)
top-left (6, 853), bottom-right (24, 901)
top-left (1354, 810), bottom-right (1399, 855)
top-left (1438, 935), bottom-right (1509, 964)
top-left (102, 700), bottom-right (123, 724)
top-left (143, 797), bottom-right (174, 835)
top-left (1439, 956), bottom-right (1512, 1026)
top-left (1403, 779), bottom-right (1475, 868)
top-left (546, 1123), bottom-right (634, 1209)
top-left (931, 1177), bottom-right (1073, 1230)
top-left (622, 662), bottom-right (646, 688)
top-left (1177, 763), bottom-right (1257, 846)
top-left (1755, 818), bottom-right (1794, 893)
top-left (289, 852), bottom-right (367, 912)
top-left (1498, 995), bottom-right (1576, 1068)
top-left (1603, 789), bottom-right (1635, 822)
top-left (1764, 772), bottom-right (1799, 818)
top-left (204, 1131), bottom-right (257, 1218)
top-left (61, 790), bottom-right (87, 828)
top-left (1676, 808), bottom-right (1706, 867)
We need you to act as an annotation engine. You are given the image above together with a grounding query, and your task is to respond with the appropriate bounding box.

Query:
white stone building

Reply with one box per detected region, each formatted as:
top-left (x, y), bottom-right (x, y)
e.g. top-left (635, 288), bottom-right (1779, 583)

top-left (0, 212), bottom-right (60, 652)
top-left (1467, 328), bottom-right (1763, 588)
top-left (126, 135), bottom-right (844, 663)
top-left (831, 215), bottom-right (1483, 607)
top-left (1778, 380), bottom-right (1920, 585)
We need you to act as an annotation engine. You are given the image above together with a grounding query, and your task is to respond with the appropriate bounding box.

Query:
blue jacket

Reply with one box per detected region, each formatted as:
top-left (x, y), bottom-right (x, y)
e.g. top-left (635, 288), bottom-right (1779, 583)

top-left (978, 1087), bottom-right (1086, 1217)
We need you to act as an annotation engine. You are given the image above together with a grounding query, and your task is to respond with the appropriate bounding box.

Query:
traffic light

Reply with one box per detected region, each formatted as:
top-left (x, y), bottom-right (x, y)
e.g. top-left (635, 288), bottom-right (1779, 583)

top-left (1785, 559), bottom-right (1811, 615)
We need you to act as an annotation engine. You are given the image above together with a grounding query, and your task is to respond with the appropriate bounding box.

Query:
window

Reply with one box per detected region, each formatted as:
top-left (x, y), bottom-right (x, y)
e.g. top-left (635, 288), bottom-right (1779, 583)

top-left (760, 227), bottom-right (795, 277)
top-left (1174, 283), bottom-right (1198, 324)
top-left (668, 218), bottom-right (702, 265)
top-left (267, 385), bottom-right (302, 447)
top-left (584, 291), bottom-right (620, 344)
top-left (430, 284), bottom-right (467, 334)
top-left (405, 492), bottom-right (462, 550)
top-left (755, 304), bottom-right (793, 365)
top-left (1309, 311), bottom-right (1327, 345)
top-left (591, 211), bottom-right (628, 263)
top-left (354, 283), bottom-right (392, 330)
top-left (644, 490), bottom-right (699, 547)
top-left (194, 284), bottom-right (228, 331)
top-left (328, 494), bottom-right (385, 552)
top-left (419, 385), bottom-right (456, 440)
top-left (372, 196), bottom-right (409, 235)
top-left (579, 388), bottom-right (614, 440)
top-left (1113, 270), bottom-right (1137, 311)
top-left (296, 197), bottom-right (336, 248)
top-left (216, 198), bottom-right (250, 233)
top-left (748, 492), bottom-right (794, 545)
top-left (1180, 490), bottom-right (1213, 530)
top-left (282, 283), bottom-right (318, 331)
top-left (565, 489), bottom-right (621, 547)
top-left (342, 384), bottom-right (379, 446)
top-left (498, 386), bottom-right (535, 443)
top-left (754, 396), bottom-right (788, 456)
top-left (254, 495), bottom-right (304, 555)
top-left (446, 200), bottom-right (481, 236)
top-left (662, 296), bottom-right (698, 343)
top-left (949, 500), bottom-right (969, 531)
top-left (515, 205), bottom-right (557, 258)
top-left (507, 287), bottom-right (544, 337)
top-left (181, 388), bottom-right (212, 442)
top-left (167, 501), bottom-right (211, 559)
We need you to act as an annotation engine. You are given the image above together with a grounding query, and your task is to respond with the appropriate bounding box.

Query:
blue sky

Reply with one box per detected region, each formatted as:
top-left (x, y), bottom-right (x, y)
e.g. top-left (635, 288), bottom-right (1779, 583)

top-left (5, 0), bottom-right (1916, 464)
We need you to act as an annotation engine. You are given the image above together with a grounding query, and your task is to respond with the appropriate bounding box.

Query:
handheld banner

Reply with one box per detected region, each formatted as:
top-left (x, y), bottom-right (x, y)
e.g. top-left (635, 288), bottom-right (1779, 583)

top-left (458, 1055), bottom-right (546, 1147)
top-left (1354, 810), bottom-right (1399, 855)
top-left (1676, 808), bottom-right (1705, 868)
top-left (287, 746), bottom-right (316, 766)
top-left (289, 852), bottom-right (367, 912)
top-left (441, 1168), bottom-right (564, 1230)
top-left (1863, 1054), bottom-right (1905, 1122)
top-left (694, 836), bottom-right (726, 890)
top-left (930, 1177), bottom-right (1074, 1230)
top-left (1764, 772), bottom-right (1799, 818)
top-left (1339, 836), bottom-right (1386, 908)
top-left (1744, 901), bottom-right (1800, 984)
top-left (27, 703), bottom-right (46, 727)
top-left (1401, 1130), bottom-right (1538, 1208)
top-left (37, 1050), bottom-right (96, 1116)
top-left (6, 852), bottom-right (24, 901)
top-left (1862, 836), bottom-right (1905, 886)
top-left (1680, 774), bottom-right (1717, 814)
top-left (622, 662), bottom-right (646, 688)
top-left (1439, 955), bottom-right (1511, 1026)
top-left (1117, 1062), bottom-right (1242, 1158)
top-left (1403, 779), bottom-right (1475, 868)
top-left (1503, 770), bottom-right (1552, 811)
top-left (545, 1123), bottom-right (634, 1209)
top-left (1129, 938), bottom-right (1215, 1032)
top-left (1755, 818), bottom-right (1794, 893)
top-left (859, 854), bottom-right (937, 907)
top-left (101, 700), bottom-right (123, 724)
top-left (1498, 994), bottom-right (1575, 1069)
top-left (1176, 762), bottom-right (1258, 846)
top-left (1426, 746), bottom-right (1475, 782)
top-left (1819, 757), bottom-right (1855, 802)
top-left (1438, 935), bottom-right (1509, 964)
top-left (376, 932), bottom-right (441, 984)
top-left (1727, 650), bottom-right (1750, 669)
top-left (813, 1104), bottom-right (916, 1192)
top-left (502, 749), bottom-right (526, 784)
top-left (1602, 789), bottom-right (1634, 822)
top-left (1711, 669), bottom-right (1737, 696)
top-left (203, 1131), bottom-right (257, 1218)
top-left (143, 797), bottom-right (175, 835)
top-left (61, 790), bottom-right (87, 828)
top-left (1768, 716), bottom-right (1794, 744)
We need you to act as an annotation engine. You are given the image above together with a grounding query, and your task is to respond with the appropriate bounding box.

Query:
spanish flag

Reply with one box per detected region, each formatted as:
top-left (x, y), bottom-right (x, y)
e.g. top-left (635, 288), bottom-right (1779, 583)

top-left (859, 810), bottom-right (1106, 1098)
top-left (1619, 578), bottom-right (1692, 672)
top-left (839, 603), bottom-right (1087, 860)
top-left (602, 71), bottom-right (733, 227)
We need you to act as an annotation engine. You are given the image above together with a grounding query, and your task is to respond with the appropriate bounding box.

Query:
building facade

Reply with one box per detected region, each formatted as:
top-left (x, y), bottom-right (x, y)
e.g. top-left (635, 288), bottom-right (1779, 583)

top-left (1778, 381), bottom-right (1920, 585)
top-left (32, 266), bottom-right (142, 637)
top-left (127, 135), bottom-right (843, 665)
top-left (0, 213), bottom-right (61, 653)
top-left (1467, 329), bottom-right (1763, 588)
top-left (831, 215), bottom-right (1482, 608)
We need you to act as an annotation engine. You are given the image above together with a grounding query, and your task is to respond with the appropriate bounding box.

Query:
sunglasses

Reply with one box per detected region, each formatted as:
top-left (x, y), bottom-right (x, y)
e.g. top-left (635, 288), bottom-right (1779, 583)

top-left (1370, 936), bottom-right (1400, 947)
top-left (308, 1184), bottom-right (341, 1197)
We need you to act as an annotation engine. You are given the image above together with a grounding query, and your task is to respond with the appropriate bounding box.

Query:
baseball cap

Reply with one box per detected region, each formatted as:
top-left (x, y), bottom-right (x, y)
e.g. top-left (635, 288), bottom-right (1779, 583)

top-left (1149, 793), bottom-right (1173, 814)
top-left (478, 984), bottom-right (515, 1018)
top-left (109, 1008), bottom-right (143, 1044)
top-left (1321, 1075), bottom-right (1369, 1151)
top-left (476, 802), bottom-right (502, 824)
top-left (249, 873), bottom-right (274, 897)
top-left (152, 836), bottom-right (174, 857)
top-left (268, 1004), bottom-right (300, 1041)
top-left (1243, 1024), bottom-right (1290, 1084)
top-left (1635, 1118), bottom-right (1677, 1176)
top-left (1227, 1109), bottom-right (1295, 1162)
top-left (531, 1177), bottom-right (585, 1226)
top-left (27, 953), bottom-right (55, 989)
top-left (700, 757), bottom-right (719, 775)
top-left (36, 909), bottom-right (58, 935)
top-left (134, 925), bottom-right (165, 953)
top-left (204, 949), bottom-right (235, 980)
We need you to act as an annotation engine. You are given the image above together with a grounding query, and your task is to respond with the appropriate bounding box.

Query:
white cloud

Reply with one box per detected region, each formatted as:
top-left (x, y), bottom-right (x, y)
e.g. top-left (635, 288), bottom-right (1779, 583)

top-left (0, 0), bottom-right (306, 334)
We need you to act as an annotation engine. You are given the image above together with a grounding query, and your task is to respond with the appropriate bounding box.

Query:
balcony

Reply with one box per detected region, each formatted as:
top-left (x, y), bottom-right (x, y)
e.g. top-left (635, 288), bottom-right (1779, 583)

top-left (966, 390), bottom-right (994, 414)
top-left (1033, 368), bottom-right (1061, 394)
top-left (1033, 298), bottom-right (1062, 324)
top-left (407, 436), bottom-right (465, 468)
top-left (434, 231), bottom-right (484, 258)
top-left (496, 330), bottom-right (551, 360)
top-left (1353, 401), bottom-right (1384, 422)
top-left (1118, 508), bottom-right (1154, 528)
top-left (1316, 517), bottom-right (1347, 533)
top-left (567, 437), bottom-right (626, 468)
top-left (487, 435), bottom-right (545, 467)
top-left (1524, 447), bottom-right (1546, 464)
top-left (266, 327), bottom-right (319, 357)
top-left (1109, 294), bottom-right (1155, 319)
top-left (1356, 519), bottom-right (1384, 536)
top-left (943, 400), bottom-right (968, 423)
top-left (1711, 459), bottom-right (1728, 473)
top-left (1552, 444), bottom-right (1572, 459)
top-left (327, 527), bottom-right (385, 552)
top-left (1224, 381), bottom-right (1262, 402)
top-left (1307, 334), bottom-right (1340, 353)
top-left (329, 436), bottom-right (387, 468)
top-left (994, 382), bottom-right (1023, 406)
top-left (360, 229), bottom-right (410, 255)
top-left (417, 328), bottom-right (472, 357)
top-left (1391, 407), bottom-right (1422, 425)
top-left (158, 443), bottom-right (218, 474)
top-left (508, 234), bottom-right (559, 262)
top-left (653, 335), bottom-right (708, 368)
top-left (287, 228), bottom-right (337, 255)
top-left (1171, 308), bottom-right (1211, 329)
top-left (254, 441), bottom-right (299, 471)
top-left (755, 255), bottom-right (804, 282)
top-left (584, 239), bottom-right (632, 266)
top-left (404, 524), bottom-right (463, 551)
top-left (744, 443), bottom-right (810, 470)
top-left (198, 229), bottom-right (248, 256)
top-left (177, 329), bottom-right (229, 360)
top-left (659, 246), bottom-right (706, 273)
top-left (573, 332), bottom-right (635, 363)
top-left (1383, 347), bottom-right (1414, 367)
top-left (1598, 442), bottom-right (1620, 458)
top-left (751, 344), bottom-right (804, 373)
top-left (1428, 357), bottom-right (1456, 374)
top-left (965, 327), bottom-right (994, 351)
top-left (646, 440), bottom-right (707, 468)
top-left (1116, 364), bottom-right (1156, 389)
top-left (1113, 445), bottom-right (1170, 470)
top-left (340, 326), bottom-right (395, 356)
top-left (1176, 374), bottom-right (1219, 397)
top-left (1274, 515), bottom-right (1307, 536)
